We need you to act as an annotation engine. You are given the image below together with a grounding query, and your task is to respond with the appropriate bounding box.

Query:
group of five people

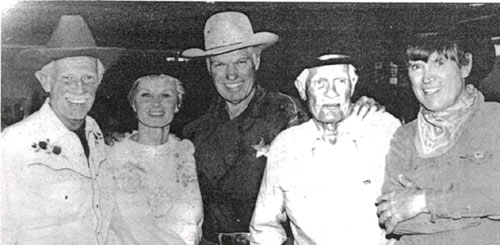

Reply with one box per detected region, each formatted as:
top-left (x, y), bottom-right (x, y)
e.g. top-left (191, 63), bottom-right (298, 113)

top-left (1, 10), bottom-right (499, 245)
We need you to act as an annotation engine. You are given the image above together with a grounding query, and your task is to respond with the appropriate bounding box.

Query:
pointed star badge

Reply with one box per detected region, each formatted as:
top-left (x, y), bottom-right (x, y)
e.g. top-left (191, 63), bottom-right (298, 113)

top-left (252, 137), bottom-right (270, 158)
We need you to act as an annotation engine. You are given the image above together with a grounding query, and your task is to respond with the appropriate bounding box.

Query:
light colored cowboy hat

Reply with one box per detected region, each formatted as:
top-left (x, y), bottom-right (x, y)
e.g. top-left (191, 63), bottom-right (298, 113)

top-left (182, 11), bottom-right (278, 57)
top-left (16, 15), bottom-right (125, 70)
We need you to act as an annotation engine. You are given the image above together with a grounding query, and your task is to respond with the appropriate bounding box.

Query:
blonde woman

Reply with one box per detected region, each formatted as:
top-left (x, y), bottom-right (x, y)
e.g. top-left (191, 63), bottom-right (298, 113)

top-left (107, 74), bottom-right (203, 245)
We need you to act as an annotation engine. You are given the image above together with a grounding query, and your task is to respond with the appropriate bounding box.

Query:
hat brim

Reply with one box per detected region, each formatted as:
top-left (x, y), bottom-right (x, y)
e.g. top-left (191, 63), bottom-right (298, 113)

top-left (16, 47), bottom-right (126, 70)
top-left (182, 32), bottom-right (278, 58)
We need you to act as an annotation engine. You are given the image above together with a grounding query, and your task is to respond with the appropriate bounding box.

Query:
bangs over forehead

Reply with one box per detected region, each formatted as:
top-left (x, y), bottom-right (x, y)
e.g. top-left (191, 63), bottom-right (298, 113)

top-left (405, 35), bottom-right (469, 67)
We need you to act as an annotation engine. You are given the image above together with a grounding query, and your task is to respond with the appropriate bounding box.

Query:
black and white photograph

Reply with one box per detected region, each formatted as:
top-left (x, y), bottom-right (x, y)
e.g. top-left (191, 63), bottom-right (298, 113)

top-left (1, 1), bottom-right (500, 244)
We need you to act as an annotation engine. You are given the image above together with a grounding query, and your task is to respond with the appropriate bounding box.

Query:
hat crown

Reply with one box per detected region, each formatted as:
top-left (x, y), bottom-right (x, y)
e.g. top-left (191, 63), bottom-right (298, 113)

top-left (47, 15), bottom-right (97, 48)
top-left (204, 12), bottom-right (254, 50)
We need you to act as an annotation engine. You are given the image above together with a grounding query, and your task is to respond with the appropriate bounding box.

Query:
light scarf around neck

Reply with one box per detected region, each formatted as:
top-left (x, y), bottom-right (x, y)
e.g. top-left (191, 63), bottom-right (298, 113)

top-left (415, 84), bottom-right (479, 158)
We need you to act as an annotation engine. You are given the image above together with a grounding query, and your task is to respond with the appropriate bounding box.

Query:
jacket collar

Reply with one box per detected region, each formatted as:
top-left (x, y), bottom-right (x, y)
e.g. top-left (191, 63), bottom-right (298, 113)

top-left (211, 85), bottom-right (266, 121)
top-left (38, 98), bottom-right (100, 139)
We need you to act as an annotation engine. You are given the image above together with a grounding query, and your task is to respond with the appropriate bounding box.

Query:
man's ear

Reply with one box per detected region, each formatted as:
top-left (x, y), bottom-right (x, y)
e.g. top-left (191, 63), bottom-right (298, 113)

top-left (350, 76), bottom-right (358, 96)
top-left (35, 70), bottom-right (52, 93)
top-left (252, 52), bottom-right (261, 71)
top-left (294, 79), bottom-right (307, 101)
top-left (461, 53), bottom-right (473, 78)
top-left (206, 58), bottom-right (212, 75)
top-left (295, 69), bottom-right (309, 101)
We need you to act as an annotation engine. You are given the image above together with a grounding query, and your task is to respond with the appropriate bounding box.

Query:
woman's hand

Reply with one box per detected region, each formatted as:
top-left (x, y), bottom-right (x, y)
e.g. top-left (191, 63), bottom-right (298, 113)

top-left (376, 175), bottom-right (428, 234)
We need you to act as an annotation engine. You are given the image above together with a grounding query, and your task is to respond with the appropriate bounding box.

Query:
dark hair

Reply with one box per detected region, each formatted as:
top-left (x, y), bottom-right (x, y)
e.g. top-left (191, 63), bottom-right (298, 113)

top-left (405, 30), bottom-right (495, 86)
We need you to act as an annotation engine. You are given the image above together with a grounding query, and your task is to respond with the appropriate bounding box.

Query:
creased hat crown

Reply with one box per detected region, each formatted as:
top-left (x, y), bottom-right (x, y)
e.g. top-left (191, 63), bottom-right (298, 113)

top-left (46, 15), bottom-right (97, 48)
top-left (16, 15), bottom-right (124, 70)
top-left (182, 11), bottom-right (278, 57)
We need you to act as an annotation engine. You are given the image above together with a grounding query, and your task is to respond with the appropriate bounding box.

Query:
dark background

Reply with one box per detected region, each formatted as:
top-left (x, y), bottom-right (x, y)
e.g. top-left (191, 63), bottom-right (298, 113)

top-left (2, 1), bottom-right (500, 136)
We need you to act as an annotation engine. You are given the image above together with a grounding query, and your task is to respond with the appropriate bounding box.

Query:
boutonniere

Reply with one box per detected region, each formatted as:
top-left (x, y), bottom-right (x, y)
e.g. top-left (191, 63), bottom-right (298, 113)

top-left (31, 138), bottom-right (62, 155)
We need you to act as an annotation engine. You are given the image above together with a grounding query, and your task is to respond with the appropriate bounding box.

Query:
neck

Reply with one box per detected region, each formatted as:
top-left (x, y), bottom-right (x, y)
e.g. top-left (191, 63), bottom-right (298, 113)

top-left (134, 123), bottom-right (170, 145)
top-left (314, 120), bottom-right (339, 145)
top-left (313, 119), bottom-right (339, 136)
top-left (226, 87), bottom-right (256, 120)
top-left (51, 107), bottom-right (85, 131)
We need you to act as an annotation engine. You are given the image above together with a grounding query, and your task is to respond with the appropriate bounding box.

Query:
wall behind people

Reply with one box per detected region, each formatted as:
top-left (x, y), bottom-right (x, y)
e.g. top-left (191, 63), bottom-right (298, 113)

top-left (2, 2), bottom-right (499, 133)
top-left (481, 51), bottom-right (500, 102)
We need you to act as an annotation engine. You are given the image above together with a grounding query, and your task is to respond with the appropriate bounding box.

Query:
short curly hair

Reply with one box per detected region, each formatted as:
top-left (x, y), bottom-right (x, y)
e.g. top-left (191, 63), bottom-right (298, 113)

top-left (127, 74), bottom-right (185, 110)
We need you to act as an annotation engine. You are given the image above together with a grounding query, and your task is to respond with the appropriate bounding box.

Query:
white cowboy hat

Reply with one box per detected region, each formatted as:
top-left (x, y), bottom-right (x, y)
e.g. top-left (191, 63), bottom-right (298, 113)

top-left (16, 15), bottom-right (124, 70)
top-left (182, 11), bottom-right (278, 57)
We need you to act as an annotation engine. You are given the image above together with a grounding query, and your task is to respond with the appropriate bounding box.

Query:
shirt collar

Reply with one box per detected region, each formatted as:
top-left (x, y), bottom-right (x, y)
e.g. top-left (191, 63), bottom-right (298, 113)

top-left (211, 84), bottom-right (265, 120)
top-left (38, 98), bottom-right (98, 139)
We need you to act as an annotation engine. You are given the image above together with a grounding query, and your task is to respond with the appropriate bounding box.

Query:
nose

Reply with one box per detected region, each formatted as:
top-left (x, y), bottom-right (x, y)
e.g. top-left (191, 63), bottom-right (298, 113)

top-left (423, 68), bottom-right (435, 84)
top-left (225, 63), bottom-right (238, 80)
top-left (151, 96), bottom-right (161, 107)
top-left (71, 79), bottom-right (86, 94)
top-left (324, 81), bottom-right (338, 98)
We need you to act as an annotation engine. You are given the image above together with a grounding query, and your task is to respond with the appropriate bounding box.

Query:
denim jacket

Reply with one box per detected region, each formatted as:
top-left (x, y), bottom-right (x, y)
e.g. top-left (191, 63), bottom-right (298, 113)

top-left (382, 93), bottom-right (500, 244)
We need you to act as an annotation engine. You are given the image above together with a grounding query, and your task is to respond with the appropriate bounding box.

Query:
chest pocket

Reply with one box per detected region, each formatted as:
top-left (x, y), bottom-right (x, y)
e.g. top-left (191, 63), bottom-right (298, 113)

top-left (21, 163), bottom-right (93, 218)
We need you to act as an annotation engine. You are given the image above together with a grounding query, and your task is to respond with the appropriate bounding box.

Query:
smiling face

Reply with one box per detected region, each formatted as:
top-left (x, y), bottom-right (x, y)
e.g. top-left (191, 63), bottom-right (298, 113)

top-left (132, 76), bottom-right (179, 129)
top-left (408, 51), bottom-right (470, 112)
top-left (38, 56), bottom-right (101, 129)
top-left (306, 65), bottom-right (354, 124)
top-left (207, 47), bottom-right (260, 104)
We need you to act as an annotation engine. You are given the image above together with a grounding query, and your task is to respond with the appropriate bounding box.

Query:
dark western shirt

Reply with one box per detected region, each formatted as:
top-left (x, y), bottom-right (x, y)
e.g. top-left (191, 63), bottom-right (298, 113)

top-left (183, 86), bottom-right (309, 242)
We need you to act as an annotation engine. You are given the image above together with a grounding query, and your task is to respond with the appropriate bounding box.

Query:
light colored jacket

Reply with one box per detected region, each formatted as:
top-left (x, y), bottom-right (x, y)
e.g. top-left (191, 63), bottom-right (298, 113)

top-left (1, 99), bottom-right (114, 244)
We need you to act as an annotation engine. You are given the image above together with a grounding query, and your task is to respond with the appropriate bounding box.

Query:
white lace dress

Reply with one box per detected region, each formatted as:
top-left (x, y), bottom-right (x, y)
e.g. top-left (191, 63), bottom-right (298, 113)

top-left (106, 133), bottom-right (203, 245)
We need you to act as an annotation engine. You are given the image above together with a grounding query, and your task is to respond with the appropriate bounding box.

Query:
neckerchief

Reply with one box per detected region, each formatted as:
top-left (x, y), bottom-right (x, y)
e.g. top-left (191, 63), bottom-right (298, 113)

top-left (416, 84), bottom-right (478, 157)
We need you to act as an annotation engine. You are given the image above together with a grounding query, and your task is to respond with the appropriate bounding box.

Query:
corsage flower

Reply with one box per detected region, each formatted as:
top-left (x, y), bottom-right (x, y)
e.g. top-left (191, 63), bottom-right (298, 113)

top-left (116, 162), bottom-right (146, 194)
top-left (147, 187), bottom-right (173, 218)
top-left (31, 138), bottom-right (62, 155)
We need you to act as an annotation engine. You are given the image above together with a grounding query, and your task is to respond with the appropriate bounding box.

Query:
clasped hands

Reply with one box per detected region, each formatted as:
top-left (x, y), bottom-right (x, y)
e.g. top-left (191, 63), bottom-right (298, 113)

top-left (376, 174), bottom-right (428, 234)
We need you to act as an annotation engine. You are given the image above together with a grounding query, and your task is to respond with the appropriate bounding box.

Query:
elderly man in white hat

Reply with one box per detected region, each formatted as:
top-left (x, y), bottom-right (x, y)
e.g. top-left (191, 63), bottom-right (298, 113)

top-left (1, 15), bottom-right (122, 244)
top-left (182, 11), bottom-right (381, 245)
top-left (250, 54), bottom-right (401, 244)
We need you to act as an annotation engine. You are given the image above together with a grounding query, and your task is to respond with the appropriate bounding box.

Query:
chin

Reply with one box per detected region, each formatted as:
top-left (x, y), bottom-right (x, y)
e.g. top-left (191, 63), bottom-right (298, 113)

top-left (316, 116), bottom-right (341, 124)
top-left (422, 101), bottom-right (447, 112)
top-left (140, 118), bottom-right (172, 129)
top-left (66, 113), bottom-right (88, 120)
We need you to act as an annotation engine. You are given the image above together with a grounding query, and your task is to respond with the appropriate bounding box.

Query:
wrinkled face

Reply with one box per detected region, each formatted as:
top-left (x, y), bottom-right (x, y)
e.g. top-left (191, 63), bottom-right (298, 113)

top-left (50, 56), bottom-right (100, 123)
top-left (208, 48), bottom-right (259, 103)
top-left (133, 78), bottom-right (178, 128)
top-left (307, 65), bottom-right (352, 124)
top-left (408, 52), bottom-right (467, 112)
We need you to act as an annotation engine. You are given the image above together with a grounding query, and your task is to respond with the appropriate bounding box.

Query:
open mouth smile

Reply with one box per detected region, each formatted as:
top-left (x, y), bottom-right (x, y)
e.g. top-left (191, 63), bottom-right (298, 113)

top-left (148, 111), bottom-right (165, 116)
top-left (423, 87), bottom-right (440, 95)
top-left (225, 82), bottom-right (243, 89)
top-left (66, 97), bottom-right (87, 106)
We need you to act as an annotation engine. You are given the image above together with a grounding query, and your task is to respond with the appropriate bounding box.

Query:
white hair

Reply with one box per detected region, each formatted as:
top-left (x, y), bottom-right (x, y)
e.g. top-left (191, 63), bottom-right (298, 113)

top-left (294, 64), bottom-right (358, 100)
